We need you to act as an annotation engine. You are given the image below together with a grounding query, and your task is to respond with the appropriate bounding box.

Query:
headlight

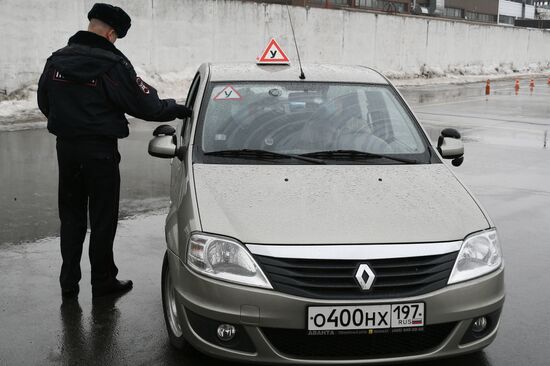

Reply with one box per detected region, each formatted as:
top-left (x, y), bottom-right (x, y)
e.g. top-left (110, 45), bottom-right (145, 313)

top-left (186, 233), bottom-right (272, 289)
top-left (448, 229), bottom-right (503, 285)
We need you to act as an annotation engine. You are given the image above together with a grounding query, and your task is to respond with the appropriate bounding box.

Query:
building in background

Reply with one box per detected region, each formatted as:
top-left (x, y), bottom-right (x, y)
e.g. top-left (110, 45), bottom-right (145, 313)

top-left (256, 0), bottom-right (537, 25)
top-left (535, 1), bottom-right (550, 18)
top-left (413, 0), bottom-right (536, 24)
top-left (499, 0), bottom-right (536, 24)
top-left (307, 0), bottom-right (411, 12)
top-left (415, 0), bottom-right (499, 23)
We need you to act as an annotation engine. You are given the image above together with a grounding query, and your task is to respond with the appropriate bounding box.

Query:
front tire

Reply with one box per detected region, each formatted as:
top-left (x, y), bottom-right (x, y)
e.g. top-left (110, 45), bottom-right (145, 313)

top-left (161, 250), bottom-right (188, 350)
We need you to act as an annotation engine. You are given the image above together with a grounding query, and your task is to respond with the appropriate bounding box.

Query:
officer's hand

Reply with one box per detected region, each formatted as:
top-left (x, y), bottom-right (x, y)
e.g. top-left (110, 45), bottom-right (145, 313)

top-left (176, 105), bottom-right (192, 119)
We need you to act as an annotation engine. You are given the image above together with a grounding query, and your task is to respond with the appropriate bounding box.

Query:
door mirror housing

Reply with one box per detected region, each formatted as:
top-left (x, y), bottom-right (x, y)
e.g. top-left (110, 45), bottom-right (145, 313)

top-left (148, 124), bottom-right (177, 159)
top-left (152, 124), bottom-right (176, 137)
top-left (437, 128), bottom-right (464, 167)
top-left (441, 128), bottom-right (461, 139)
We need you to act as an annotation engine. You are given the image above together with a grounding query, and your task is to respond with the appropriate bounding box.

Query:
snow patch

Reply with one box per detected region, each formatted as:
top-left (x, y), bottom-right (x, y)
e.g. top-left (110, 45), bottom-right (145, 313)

top-left (0, 85), bottom-right (39, 118)
top-left (132, 67), bottom-right (192, 102)
top-left (389, 62), bottom-right (550, 86)
top-left (0, 72), bottom-right (192, 131)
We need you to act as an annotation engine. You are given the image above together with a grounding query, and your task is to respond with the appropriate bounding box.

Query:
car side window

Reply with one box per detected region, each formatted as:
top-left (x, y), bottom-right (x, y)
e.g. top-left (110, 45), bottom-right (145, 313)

top-left (181, 73), bottom-right (201, 147)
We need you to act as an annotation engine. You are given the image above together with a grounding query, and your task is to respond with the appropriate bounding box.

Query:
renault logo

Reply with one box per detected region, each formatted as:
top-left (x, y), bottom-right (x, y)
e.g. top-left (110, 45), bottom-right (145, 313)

top-left (355, 264), bottom-right (375, 291)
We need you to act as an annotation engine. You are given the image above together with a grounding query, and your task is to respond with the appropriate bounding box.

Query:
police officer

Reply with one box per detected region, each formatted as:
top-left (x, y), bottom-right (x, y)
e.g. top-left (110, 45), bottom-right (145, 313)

top-left (37, 3), bottom-right (191, 298)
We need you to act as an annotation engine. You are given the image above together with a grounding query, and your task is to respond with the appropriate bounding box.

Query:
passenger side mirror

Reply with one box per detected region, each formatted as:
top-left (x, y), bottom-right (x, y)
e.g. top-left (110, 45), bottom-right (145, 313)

top-left (148, 124), bottom-right (177, 159)
top-left (437, 128), bottom-right (464, 167)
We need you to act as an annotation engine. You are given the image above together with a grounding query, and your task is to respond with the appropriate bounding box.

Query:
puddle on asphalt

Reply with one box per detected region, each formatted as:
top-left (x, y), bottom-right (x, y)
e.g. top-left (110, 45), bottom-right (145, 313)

top-left (0, 121), bottom-right (174, 245)
top-left (399, 77), bottom-right (550, 106)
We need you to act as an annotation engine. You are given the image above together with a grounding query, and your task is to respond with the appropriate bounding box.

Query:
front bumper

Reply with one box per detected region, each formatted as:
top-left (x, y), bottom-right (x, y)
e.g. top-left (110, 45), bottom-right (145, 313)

top-left (167, 251), bottom-right (505, 364)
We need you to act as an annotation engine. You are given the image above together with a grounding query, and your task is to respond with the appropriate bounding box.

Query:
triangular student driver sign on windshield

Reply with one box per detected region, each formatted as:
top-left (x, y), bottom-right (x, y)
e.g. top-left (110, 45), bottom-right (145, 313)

top-left (257, 38), bottom-right (290, 65)
top-left (214, 85), bottom-right (241, 100)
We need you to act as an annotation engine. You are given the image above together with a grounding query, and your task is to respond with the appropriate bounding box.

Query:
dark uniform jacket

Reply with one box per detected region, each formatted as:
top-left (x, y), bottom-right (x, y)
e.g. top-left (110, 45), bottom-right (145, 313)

top-left (38, 31), bottom-right (186, 139)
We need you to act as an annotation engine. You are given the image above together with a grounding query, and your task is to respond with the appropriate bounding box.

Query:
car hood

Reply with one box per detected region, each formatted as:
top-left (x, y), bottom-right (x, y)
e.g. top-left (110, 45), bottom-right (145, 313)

top-left (193, 163), bottom-right (489, 244)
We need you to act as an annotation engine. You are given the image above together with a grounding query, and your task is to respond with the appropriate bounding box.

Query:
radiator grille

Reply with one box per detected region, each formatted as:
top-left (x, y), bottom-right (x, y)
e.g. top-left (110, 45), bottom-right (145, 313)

top-left (254, 251), bottom-right (458, 299)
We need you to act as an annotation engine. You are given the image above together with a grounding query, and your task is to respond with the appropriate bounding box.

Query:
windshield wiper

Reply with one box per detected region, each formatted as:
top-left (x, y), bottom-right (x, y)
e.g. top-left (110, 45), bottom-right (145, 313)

top-left (300, 149), bottom-right (419, 164)
top-left (204, 149), bottom-right (326, 164)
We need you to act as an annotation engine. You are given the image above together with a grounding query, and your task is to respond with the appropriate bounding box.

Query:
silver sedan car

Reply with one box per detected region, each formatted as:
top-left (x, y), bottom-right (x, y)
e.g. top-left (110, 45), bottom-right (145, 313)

top-left (148, 63), bottom-right (504, 364)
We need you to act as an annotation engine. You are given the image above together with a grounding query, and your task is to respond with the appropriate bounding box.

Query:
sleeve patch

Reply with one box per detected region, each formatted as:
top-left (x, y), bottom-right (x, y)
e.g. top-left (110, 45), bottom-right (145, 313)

top-left (136, 77), bottom-right (150, 94)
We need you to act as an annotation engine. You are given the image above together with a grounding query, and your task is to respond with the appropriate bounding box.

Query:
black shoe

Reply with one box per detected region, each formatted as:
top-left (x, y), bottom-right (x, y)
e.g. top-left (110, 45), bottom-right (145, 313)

top-left (92, 279), bottom-right (133, 298)
top-left (61, 284), bottom-right (79, 298)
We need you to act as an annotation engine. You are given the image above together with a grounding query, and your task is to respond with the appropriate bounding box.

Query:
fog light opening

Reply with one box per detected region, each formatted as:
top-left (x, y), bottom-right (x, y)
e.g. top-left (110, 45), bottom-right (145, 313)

top-left (217, 324), bottom-right (236, 341)
top-left (472, 317), bottom-right (488, 333)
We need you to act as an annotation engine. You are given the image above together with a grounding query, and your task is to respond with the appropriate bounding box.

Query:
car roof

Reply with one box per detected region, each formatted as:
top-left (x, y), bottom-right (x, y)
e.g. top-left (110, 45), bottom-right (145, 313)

top-left (207, 63), bottom-right (389, 84)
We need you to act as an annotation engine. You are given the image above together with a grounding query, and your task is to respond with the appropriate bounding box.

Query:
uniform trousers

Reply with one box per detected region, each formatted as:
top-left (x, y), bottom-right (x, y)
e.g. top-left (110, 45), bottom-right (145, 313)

top-left (56, 137), bottom-right (120, 289)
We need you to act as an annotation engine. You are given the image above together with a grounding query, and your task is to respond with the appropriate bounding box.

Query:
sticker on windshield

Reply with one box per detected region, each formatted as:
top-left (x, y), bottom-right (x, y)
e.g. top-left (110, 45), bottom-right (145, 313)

top-left (269, 88), bottom-right (282, 97)
top-left (214, 85), bottom-right (242, 101)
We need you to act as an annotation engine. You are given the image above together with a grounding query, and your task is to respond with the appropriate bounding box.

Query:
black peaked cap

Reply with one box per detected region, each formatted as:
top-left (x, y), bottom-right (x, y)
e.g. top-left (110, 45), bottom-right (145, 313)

top-left (87, 3), bottom-right (131, 38)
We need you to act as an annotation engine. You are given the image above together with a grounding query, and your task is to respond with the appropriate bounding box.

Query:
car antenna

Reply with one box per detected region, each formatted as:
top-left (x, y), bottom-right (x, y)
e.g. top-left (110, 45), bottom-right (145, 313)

top-left (286, 2), bottom-right (305, 80)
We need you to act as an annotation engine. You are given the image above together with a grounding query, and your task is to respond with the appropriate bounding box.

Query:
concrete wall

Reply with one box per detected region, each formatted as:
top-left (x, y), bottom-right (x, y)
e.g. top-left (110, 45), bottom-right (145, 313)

top-left (1, 0), bottom-right (550, 93)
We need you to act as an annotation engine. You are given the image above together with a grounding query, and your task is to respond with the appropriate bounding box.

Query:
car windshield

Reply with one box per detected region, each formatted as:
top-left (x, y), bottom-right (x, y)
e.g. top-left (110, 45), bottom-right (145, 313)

top-left (197, 82), bottom-right (431, 164)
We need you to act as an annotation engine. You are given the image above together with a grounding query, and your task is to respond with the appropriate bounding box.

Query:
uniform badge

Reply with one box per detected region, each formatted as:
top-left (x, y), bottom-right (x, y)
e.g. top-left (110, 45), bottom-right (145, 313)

top-left (136, 77), bottom-right (150, 94)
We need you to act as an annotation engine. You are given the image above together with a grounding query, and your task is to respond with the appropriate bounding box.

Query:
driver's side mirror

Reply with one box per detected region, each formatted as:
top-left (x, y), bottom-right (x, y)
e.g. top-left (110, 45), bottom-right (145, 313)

top-left (437, 128), bottom-right (464, 167)
top-left (148, 124), bottom-right (177, 159)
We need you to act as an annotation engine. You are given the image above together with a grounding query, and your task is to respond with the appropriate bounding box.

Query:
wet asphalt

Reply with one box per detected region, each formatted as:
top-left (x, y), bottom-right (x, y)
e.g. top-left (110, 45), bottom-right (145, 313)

top-left (1, 77), bottom-right (550, 365)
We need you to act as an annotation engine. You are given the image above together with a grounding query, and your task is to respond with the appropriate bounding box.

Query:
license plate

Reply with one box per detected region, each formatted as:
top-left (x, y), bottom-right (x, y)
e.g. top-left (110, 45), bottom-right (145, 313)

top-left (307, 303), bottom-right (425, 331)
